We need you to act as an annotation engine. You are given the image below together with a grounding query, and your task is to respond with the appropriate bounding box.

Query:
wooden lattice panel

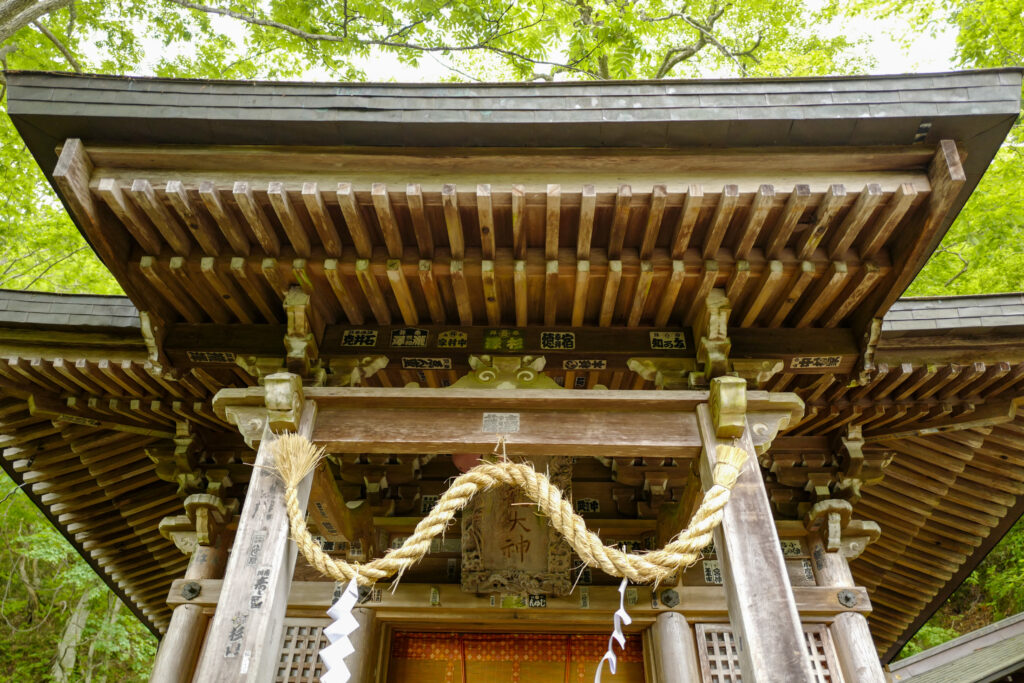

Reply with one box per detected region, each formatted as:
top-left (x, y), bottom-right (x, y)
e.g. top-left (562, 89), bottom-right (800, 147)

top-left (695, 624), bottom-right (743, 683)
top-left (804, 624), bottom-right (842, 683)
top-left (276, 618), bottom-right (329, 683)
top-left (695, 623), bottom-right (843, 683)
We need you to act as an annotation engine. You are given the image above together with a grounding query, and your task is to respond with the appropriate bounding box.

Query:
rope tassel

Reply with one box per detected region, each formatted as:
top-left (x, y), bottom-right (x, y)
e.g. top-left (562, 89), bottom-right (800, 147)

top-left (273, 434), bottom-right (748, 586)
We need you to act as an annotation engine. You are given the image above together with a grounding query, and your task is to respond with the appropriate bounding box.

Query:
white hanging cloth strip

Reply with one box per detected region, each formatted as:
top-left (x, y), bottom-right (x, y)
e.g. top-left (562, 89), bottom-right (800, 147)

top-left (319, 579), bottom-right (361, 683)
top-left (595, 577), bottom-right (632, 683)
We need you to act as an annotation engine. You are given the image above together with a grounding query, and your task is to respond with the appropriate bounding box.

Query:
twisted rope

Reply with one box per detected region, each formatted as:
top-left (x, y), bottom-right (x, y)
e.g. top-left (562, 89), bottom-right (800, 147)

top-left (273, 433), bottom-right (747, 586)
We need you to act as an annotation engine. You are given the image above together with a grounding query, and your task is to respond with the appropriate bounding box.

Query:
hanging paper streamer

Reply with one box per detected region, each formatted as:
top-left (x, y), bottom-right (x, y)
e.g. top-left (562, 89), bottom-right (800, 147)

top-left (319, 579), bottom-right (360, 683)
top-left (595, 577), bottom-right (632, 683)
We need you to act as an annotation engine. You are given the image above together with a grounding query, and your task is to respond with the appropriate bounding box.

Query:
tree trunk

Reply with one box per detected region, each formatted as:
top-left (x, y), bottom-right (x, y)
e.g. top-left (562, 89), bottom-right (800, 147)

top-left (83, 592), bottom-right (120, 683)
top-left (50, 589), bottom-right (93, 683)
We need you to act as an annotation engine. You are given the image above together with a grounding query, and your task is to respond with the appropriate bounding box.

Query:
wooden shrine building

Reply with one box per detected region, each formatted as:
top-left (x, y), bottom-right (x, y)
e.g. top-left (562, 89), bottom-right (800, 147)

top-left (2, 68), bottom-right (1024, 682)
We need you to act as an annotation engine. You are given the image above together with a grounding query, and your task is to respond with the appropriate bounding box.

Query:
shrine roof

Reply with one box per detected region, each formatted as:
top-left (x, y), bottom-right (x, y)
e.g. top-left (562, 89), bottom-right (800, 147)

top-left (2, 69), bottom-right (1024, 659)
top-left (6, 69), bottom-right (1021, 155)
top-left (0, 289), bottom-right (139, 331)
top-left (883, 293), bottom-right (1024, 331)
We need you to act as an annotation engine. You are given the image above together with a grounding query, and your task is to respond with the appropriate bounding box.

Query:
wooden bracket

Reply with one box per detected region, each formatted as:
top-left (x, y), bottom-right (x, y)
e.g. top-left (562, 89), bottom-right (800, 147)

top-left (626, 357), bottom-right (697, 389)
top-left (857, 317), bottom-right (883, 386)
top-left (833, 425), bottom-right (891, 503)
top-left (139, 310), bottom-right (174, 378)
top-left (710, 375), bottom-right (746, 439)
top-left (328, 355), bottom-right (389, 387)
top-left (730, 359), bottom-right (784, 388)
top-left (159, 492), bottom-right (238, 552)
top-left (147, 421), bottom-right (203, 497)
top-left (234, 356), bottom-right (286, 384)
top-left (265, 372), bottom-right (304, 432)
top-left (693, 288), bottom-right (732, 383)
top-left (804, 498), bottom-right (880, 559)
top-left (284, 286), bottom-right (320, 381)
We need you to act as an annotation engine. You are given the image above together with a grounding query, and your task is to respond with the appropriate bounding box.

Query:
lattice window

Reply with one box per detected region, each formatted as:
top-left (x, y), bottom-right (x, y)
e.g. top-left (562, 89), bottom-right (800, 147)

top-left (804, 624), bottom-right (842, 683)
top-left (695, 624), bottom-right (743, 683)
top-left (694, 623), bottom-right (843, 683)
top-left (276, 618), bottom-right (329, 683)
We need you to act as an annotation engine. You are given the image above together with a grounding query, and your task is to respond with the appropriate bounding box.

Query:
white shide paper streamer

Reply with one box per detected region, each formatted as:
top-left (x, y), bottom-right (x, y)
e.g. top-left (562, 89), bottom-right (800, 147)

top-left (319, 579), bottom-right (360, 683)
top-left (595, 577), bottom-right (632, 683)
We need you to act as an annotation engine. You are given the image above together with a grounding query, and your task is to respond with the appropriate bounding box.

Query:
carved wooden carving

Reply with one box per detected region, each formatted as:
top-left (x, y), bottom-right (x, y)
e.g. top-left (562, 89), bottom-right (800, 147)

top-left (461, 455), bottom-right (572, 596)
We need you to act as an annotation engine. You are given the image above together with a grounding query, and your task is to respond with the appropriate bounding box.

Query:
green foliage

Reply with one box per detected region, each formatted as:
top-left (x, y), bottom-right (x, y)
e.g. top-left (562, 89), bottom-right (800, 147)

top-left (908, 145), bottom-right (1024, 296)
top-left (900, 517), bottom-right (1024, 658)
top-left (0, 0), bottom-right (1023, 674)
top-left (0, 472), bottom-right (156, 681)
top-left (898, 622), bottom-right (962, 659)
top-left (0, 115), bottom-right (121, 294)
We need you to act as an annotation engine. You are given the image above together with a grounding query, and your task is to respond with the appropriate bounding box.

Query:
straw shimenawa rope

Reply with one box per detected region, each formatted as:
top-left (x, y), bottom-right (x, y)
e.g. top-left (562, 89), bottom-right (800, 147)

top-left (272, 433), bottom-right (748, 586)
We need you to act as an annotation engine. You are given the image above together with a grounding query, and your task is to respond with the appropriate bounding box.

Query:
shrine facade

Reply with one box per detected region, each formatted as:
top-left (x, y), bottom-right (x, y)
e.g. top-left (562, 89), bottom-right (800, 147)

top-left (1, 67), bottom-right (1023, 682)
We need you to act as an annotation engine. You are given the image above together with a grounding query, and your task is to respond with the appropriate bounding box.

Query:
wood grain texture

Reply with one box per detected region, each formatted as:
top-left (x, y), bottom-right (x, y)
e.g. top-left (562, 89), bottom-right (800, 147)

top-left (697, 404), bottom-right (815, 682)
top-left (193, 400), bottom-right (316, 683)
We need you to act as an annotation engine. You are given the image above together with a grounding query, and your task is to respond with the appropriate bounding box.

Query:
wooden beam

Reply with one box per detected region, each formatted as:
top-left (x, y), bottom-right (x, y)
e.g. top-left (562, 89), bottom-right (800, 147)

top-left (608, 185), bottom-right (632, 259)
top-left (697, 393), bottom-right (815, 682)
top-left (405, 183), bottom-right (434, 258)
top-left (337, 183), bottom-right (374, 259)
top-left (301, 182), bottom-right (343, 257)
top-left (371, 183), bottom-right (403, 259)
top-left (267, 182), bottom-right (312, 258)
top-left (703, 185), bottom-right (739, 259)
top-left (481, 260), bottom-right (502, 326)
top-left (194, 380), bottom-right (315, 682)
top-left (170, 579), bottom-right (870, 623)
top-left (640, 184), bottom-right (667, 259)
top-left (671, 185), bottom-right (703, 259)
top-left (764, 184), bottom-right (811, 259)
top-left (796, 184), bottom-right (845, 260)
top-left (166, 180), bottom-right (223, 256)
top-left (96, 178), bottom-right (163, 255)
top-left (232, 182), bottom-right (280, 256)
top-left (735, 184), bottom-right (774, 259)
top-left (826, 183), bottom-right (883, 259)
top-left (577, 184), bottom-right (596, 259)
top-left (857, 141), bottom-right (966, 326)
top-left (213, 386), bottom-right (803, 458)
top-left (476, 184), bottom-right (496, 260)
top-left (441, 183), bottom-right (465, 259)
top-left (199, 181), bottom-right (250, 256)
top-left (545, 183), bottom-right (561, 260)
top-left (511, 184), bottom-right (527, 259)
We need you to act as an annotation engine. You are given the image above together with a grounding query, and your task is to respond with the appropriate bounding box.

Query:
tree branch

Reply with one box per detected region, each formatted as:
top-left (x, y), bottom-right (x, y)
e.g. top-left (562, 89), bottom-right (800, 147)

top-left (936, 244), bottom-right (970, 287)
top-left (0, 0), bottom-right (74, 45)
top-left (31, 19), bottom-right (81, 72)
top-left (163, 0), bottom-right (601, 78)
top-left (20, 246), bottom-right (86, 289)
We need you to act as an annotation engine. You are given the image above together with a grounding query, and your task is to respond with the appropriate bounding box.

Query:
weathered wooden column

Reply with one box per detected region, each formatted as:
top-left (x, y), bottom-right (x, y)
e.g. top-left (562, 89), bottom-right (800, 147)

top-left (149, 427), bottom-right (236, 683)
top-left (150, 533), bottom-right (228, 683)
top-left (806, 500), bottom-right (886, 683)
top-left (697, 376), bottom-right (815, 682)
top-left (193, 373), bottom-right (316, 682)
top-left (651, 611), bottom-right (701, 683)
top-left (347, 607), bottom-right (378, 683)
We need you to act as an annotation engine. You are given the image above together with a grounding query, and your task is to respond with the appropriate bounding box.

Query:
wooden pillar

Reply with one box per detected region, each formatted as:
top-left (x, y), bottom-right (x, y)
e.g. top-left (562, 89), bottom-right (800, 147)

top-left (347, 607), bottom-right (377, 683)
top-left (193, 374), bottom-right (316, 682)
top-left (150, 538), bottom-right (228, 683)
top-left (696, 377), bottom-right (815, 682)
top-left (809, 534), bottom-right (886, 683)
top-left (651, 611), bottom-right (701, 683)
